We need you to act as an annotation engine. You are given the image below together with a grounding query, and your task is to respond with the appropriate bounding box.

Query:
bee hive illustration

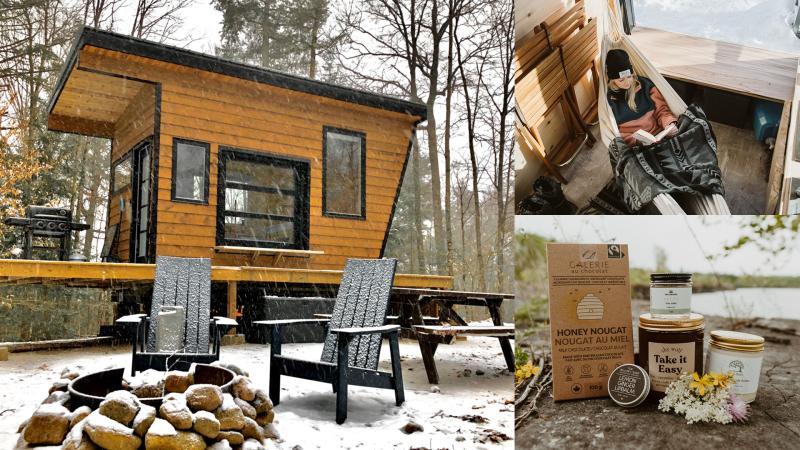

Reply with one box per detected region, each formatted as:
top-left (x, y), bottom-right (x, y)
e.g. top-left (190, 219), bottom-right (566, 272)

top-left (576, 293), bottom-right (604, 320)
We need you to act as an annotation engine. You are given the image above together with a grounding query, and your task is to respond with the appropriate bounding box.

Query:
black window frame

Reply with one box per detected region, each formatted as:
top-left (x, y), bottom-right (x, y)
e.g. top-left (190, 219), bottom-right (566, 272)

top-left (322, 126), bottom-right (367, 220)
top-left (111, 153), bottom-right (133, 196)
top-left (171, 138), bottom-right (210, 204)
top-left (216, 147), bottom-right (310, 250)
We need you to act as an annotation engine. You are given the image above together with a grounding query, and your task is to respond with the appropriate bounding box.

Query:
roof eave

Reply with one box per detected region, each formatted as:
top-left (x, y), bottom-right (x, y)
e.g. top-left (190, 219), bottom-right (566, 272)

top-left (49, 27), bottom-right (427, 120)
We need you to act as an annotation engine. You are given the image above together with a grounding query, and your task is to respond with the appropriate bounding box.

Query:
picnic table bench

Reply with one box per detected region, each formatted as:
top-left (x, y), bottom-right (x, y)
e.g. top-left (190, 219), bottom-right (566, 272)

top-left (390, 287), bottom-right (515, 384)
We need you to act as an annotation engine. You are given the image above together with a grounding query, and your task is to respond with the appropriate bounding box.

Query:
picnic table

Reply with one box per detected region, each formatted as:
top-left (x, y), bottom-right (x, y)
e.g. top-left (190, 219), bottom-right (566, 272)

top-left (390, 288), bottom-right (515, 384)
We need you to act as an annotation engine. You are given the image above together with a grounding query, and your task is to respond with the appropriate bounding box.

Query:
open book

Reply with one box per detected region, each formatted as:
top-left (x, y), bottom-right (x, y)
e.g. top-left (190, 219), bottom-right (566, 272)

top-left (631, 123), bottom-right (677, 145)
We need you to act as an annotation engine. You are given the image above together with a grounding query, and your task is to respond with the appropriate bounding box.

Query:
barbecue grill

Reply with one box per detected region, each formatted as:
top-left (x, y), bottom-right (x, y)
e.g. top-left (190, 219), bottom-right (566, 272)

top-left (3, 206), bottom-right (90, 260)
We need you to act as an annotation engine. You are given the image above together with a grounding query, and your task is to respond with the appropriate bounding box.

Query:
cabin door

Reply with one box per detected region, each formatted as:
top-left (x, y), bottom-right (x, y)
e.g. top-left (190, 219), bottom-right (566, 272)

top-left (130, 141), bottom-right (153, 263)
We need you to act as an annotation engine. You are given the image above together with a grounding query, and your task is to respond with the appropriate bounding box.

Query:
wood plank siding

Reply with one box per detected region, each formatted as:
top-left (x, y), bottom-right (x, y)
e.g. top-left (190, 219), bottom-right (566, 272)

top-left (108, 84), bottom-right (156, 262)
top-left (75, 45), bottom-right (418, 270)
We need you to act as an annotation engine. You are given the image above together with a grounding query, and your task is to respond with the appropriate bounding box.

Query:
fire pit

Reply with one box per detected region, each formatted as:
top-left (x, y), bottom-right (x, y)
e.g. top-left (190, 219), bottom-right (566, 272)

top-left (68, 364), bottom-right (235, 409)
top-left (20, 363), bottom-right (277, 448)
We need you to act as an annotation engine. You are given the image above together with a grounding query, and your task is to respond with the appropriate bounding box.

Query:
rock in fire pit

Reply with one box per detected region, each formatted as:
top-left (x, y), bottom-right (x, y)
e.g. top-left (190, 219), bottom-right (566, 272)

top-left (18, 363), bottom-right (279, 449)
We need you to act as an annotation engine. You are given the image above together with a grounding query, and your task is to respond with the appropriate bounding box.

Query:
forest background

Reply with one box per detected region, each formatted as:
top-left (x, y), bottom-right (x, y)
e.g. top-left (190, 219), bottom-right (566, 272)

top-left (0, 0), bottom-right (515, 292)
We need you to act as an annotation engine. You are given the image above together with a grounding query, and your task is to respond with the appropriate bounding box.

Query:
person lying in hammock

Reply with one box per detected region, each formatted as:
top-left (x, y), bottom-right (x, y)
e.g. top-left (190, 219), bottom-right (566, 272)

top-left (606, 49), bottom-right (678, 146)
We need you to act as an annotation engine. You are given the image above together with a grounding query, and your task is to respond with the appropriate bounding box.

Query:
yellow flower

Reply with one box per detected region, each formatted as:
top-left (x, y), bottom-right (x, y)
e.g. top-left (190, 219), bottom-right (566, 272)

top-left (708, 371), bottom-right (734, 389)
top-left (689, 372), bottom-right (714, 397)
top-left (515, 361), bottom-right (540, 383)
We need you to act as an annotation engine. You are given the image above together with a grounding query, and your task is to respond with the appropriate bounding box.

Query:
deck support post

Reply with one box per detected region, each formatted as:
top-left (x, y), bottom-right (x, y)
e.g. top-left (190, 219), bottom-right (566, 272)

top-left (227, 281), bottom-right (237, 335)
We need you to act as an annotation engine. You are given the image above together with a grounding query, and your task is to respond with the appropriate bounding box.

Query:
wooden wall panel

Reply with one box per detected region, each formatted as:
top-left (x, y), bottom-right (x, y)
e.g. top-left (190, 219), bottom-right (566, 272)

top-left (78, 46), bottom-right (417, 270)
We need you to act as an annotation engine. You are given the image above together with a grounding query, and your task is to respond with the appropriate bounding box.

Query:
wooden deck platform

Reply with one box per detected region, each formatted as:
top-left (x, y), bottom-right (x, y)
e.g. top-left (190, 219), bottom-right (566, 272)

top-left (0, 259), bottom-right (453, 289)
top-left (629, 27), bottom-right (798, 102)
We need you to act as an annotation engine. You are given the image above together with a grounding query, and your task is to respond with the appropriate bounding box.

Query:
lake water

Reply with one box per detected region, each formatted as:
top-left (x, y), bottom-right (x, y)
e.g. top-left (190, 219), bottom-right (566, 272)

top-left (691, 288), bottom-right (800, 320)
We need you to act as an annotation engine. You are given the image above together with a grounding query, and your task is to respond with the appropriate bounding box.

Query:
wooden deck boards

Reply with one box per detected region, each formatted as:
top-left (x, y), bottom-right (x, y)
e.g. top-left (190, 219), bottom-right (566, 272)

top-left (0, 259), bottom-right (452, 289)
top-left (561, 121), bottom-right (769, 214)
top-left (629, 27), bottom-right (798, 102)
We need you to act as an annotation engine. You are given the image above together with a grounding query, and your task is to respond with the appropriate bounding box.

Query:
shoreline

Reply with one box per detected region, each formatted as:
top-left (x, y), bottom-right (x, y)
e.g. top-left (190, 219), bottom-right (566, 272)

top-left (631, 284), bottom-right (800, 298)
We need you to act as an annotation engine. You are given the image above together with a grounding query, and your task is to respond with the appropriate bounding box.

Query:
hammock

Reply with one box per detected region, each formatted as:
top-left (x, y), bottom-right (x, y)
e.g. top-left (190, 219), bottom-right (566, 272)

top-left (597, 1), bottom-right (731, 215)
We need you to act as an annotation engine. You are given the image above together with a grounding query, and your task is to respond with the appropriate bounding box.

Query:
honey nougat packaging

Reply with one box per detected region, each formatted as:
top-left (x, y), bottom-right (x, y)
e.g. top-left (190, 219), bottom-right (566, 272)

top-left (547, 243), bottom-right (635, 401)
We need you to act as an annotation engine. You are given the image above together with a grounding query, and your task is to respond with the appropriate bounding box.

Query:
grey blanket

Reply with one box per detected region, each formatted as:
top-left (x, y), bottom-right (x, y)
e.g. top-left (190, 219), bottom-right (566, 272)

top-left (608, 104), bottom-right (725, 211)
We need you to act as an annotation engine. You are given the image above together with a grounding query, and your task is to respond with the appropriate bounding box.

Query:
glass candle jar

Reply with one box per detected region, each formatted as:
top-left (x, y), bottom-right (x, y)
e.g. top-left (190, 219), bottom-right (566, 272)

top-left (638, 313), bottom-right (705, 395)
top-left (649, 273), bottom-right (693, 319)
top-left (706, 330), bottom-right (765, 403)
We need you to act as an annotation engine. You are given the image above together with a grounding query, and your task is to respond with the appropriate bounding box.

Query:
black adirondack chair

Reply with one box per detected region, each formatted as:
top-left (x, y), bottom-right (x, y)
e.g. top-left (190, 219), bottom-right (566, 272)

top-left (117, 256), bottom-right (237, 374)
top-left (254, 258), bottom-right (404, 424)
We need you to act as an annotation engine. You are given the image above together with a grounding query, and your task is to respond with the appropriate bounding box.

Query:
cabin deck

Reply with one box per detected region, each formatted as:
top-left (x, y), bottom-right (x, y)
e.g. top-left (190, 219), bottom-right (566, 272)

top-left (0, 259), bottom-right (452, 289)
top-left (629, 27), bottom-right (798, 103)
top-left (0, 259), bottom-right (453, 324)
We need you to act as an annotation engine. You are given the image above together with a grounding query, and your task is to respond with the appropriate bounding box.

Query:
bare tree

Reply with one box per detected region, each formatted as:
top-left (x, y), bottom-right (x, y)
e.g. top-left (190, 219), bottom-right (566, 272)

top-left (452, 162), bottom-right (474, 288)
top-left (82, 0), bottom-right (125, 29)
top-left (338, 0), bottom-right (475, 274)
top-left (131, 0), bottom-right (194, 42)
top-left (454, 4), bottom-right (491, 291)
top-left (410, 132), bottom-right (427, 273)
top-left (480, 1), bottom-right (514, 291)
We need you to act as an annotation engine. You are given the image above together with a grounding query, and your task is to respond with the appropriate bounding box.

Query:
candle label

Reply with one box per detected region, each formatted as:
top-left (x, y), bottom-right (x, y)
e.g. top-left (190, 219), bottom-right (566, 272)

top-left (648, 342), bottom-right (695, 392)
top-left (707, 351), bottom-right (763, 396)
top-left (650, 287), bottom-right (691, 315)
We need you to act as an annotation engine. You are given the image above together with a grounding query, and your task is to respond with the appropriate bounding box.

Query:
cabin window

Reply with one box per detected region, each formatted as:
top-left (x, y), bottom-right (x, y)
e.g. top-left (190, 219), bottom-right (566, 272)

top-left (217, 148), bottom-right (309, 249)
top-left (111, 155), bottom-right (132, 194)
top-left (172, 138), bottom-right (210, 204)
top-left (323, 127), bottom-right (366, 219)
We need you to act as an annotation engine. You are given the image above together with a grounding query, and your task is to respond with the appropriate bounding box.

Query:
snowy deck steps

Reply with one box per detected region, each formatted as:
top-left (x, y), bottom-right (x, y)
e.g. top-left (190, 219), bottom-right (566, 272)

top-left (629, 27), bottom-right (798, 102)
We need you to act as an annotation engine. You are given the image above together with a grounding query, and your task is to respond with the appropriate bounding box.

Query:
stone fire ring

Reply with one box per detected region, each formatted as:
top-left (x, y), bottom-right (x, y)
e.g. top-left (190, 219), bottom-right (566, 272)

top-left (68, 364), bottom-right (236, 410)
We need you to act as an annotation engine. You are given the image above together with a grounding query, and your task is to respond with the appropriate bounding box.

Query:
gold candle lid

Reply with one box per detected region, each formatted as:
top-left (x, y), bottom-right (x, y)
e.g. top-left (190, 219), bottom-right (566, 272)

top-left (638, 313), bottom-right (705, 331)
top-left (709, 330), bottom-right (765, 352)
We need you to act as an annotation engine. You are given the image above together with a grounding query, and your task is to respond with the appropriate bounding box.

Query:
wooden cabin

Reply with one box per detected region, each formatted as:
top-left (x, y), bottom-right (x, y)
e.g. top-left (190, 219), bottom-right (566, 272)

top-left (47, 27), bottom-right (426, 270)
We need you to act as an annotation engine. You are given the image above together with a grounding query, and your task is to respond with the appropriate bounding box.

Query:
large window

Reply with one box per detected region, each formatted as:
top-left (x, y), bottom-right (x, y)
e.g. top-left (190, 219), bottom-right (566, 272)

top-left (172, 138), bottom-right (209, 204)
top-left (323, 127), bottom-right (366, 219)
top-left (217, 148), bottom-right (309, 249)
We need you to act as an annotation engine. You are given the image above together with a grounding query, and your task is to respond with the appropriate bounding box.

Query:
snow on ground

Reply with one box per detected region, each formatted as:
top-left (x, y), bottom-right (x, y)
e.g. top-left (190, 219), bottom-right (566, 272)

top-left (634, 0), bottom-right (800, 55)
top-left (0, 336), bottom-right (513, 449)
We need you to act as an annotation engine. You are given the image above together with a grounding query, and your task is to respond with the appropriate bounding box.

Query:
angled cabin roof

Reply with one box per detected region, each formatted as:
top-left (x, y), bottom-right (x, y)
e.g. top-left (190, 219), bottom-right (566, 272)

top-left (46, 27), bottom-right (426, 137)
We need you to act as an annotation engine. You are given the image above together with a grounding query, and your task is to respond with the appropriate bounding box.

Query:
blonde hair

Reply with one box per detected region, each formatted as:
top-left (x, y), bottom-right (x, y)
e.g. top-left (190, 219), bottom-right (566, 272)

top-left (608, 72), bottom-right (641, 112)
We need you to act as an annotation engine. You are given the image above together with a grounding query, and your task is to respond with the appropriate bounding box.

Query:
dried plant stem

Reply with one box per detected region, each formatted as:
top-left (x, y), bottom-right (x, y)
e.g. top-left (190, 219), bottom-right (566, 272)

top-left (515, 370), bottom-right (552, 428)
top-left (515, 356), bottom-right (544, 406)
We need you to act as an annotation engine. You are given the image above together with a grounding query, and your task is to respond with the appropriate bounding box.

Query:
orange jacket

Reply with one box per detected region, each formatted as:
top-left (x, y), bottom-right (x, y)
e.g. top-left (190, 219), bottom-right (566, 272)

top-left (618, 86), bottom-right (677, 146)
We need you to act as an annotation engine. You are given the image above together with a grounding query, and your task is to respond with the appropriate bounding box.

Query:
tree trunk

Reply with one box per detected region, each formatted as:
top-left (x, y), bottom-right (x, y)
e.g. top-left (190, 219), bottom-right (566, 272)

top-left (309, 15), bottom-right (319, 79)
top-left (494, 73), bottom-right (510, 292)
top-left (260, 0), bottom-right (272, 68)
top-left (443, 11), bottom-right (455, 277)
top-left (457, 181), bottom-right (468, 289)
top-left (82, 148), bottom-right (104, 259)
top-left (411, 132), bottom-right (426, 273)
top-left (491, 3), bottom-right (514, 292)
top-left (424, 110), bottom-right (444, 272)
top-left (456, 27), bottom-right (486, 292)
top-left (468, 145), bottom-right (485, 292)
top-left (424, 0), bottom-right (445, 274)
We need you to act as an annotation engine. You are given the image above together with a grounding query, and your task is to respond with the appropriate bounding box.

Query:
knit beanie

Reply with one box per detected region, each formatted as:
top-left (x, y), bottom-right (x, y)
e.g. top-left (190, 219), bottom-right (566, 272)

top-left (606, 49), bottom-right (633, 80)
